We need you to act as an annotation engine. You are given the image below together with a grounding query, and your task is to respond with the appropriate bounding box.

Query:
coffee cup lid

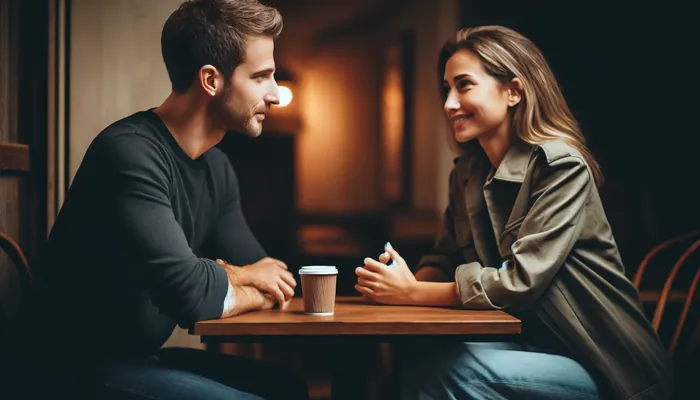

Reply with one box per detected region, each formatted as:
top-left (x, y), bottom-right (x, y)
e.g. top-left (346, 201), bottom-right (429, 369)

top-left (299, 266), bottom-right (338, 275)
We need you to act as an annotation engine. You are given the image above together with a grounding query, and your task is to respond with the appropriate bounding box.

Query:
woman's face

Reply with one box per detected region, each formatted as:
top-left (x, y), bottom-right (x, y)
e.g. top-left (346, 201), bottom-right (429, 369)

top-left (443, 49), bottom-right (516, 143)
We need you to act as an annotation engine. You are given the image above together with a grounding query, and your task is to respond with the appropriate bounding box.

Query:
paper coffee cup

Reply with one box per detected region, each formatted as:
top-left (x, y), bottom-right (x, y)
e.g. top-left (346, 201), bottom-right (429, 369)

top-left (299, 266), bottom-right (338, 316)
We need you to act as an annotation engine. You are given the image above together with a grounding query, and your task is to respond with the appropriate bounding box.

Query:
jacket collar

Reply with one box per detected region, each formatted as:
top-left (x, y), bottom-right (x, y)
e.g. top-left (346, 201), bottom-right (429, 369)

top-left (490, 141), bottom-right (534, 183)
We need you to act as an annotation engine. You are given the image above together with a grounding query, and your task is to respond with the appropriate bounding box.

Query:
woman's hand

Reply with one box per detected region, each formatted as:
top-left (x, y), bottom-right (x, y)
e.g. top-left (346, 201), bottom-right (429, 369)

top-left (354, 243), bottom-right (418, 305)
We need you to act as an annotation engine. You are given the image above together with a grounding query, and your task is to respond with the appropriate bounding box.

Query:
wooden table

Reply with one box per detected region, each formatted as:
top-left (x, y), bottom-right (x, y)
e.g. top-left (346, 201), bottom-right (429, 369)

top-left (193, 297), bottom-right (521, 399)
top-left (194, 296), bottom-right (520, 341)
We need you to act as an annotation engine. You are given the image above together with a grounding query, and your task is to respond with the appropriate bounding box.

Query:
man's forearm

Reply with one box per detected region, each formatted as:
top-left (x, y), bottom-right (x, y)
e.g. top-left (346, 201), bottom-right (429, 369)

top-left (217, 260), bottom-right (251, 286)
top-left (221, 283), bottom-right (275, 317)
top-left (220, 284), bottom-right (251, 318)
top-left (220, 264), bottom-right (264, 318)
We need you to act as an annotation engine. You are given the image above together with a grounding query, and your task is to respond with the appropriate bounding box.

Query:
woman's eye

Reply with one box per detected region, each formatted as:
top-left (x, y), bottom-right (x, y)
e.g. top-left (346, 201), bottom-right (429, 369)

top-left (457, 79), bottom-right (472, 89)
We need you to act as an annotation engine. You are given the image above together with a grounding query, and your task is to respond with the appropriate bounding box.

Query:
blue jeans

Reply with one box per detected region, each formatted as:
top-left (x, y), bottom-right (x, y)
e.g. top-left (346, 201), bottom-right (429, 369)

top-left (395, 342), bottom-right (600, 400)
top-left (22, 347), bottom-right (309, 400)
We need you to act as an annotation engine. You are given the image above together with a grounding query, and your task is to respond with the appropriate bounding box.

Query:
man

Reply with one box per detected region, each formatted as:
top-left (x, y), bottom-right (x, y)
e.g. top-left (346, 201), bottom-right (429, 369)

top-left (25, 0), bottom-right (308, 399)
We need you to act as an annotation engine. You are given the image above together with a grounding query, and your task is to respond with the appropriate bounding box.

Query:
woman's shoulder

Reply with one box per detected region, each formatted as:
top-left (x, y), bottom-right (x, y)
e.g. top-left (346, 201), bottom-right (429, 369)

top-left (450, 139), bottom-right (590, 183)
top-left (530, 140), bottom-right (594, 191)
top-left (533, 140), bottom-right (587, 167)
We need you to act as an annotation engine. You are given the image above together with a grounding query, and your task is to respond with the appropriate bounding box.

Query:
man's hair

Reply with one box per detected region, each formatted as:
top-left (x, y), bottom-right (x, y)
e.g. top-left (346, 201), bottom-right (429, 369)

top-left (161, 0), bottom-right (283, 92)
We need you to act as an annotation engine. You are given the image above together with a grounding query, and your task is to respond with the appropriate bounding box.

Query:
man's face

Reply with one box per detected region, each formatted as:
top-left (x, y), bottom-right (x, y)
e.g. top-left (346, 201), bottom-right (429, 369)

top-left (211, 36), bottom-right (279, 137)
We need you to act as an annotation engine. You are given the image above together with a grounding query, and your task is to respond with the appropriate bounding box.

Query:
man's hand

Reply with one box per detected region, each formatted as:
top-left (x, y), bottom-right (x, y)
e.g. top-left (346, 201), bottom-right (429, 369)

top-left (221, 284), bottom-right (277, 318)
top-left (220, 264), bottom-right (276, 318)
top-left (217, 257), bottom-right (297, 306)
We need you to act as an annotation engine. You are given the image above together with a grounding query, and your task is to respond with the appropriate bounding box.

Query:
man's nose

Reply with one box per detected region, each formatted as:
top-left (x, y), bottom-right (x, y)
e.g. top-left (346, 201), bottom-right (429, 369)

top-left (265, 79), bottom-right (280, 105)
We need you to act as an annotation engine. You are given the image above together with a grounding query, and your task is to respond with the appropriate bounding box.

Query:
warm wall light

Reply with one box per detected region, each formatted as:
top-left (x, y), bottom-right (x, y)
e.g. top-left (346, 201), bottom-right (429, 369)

top-left (278, 85), bottom-right (293, 107)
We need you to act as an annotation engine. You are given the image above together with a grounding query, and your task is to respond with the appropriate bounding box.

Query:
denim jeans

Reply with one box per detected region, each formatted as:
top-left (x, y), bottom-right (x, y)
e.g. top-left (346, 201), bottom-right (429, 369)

top-left (394, 342), bottom-right (600, 400)
top-left (23, 347), bottom-right (309, 400)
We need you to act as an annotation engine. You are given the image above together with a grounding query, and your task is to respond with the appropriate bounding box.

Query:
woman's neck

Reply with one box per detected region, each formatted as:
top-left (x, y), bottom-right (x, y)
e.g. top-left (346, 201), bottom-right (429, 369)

top-left (478, 119), bottom-right (513, 168)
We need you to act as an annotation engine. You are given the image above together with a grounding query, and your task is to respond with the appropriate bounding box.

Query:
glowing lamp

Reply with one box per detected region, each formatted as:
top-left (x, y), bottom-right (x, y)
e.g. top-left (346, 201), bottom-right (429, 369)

top-left (277, 85), bottom-right (293, 107)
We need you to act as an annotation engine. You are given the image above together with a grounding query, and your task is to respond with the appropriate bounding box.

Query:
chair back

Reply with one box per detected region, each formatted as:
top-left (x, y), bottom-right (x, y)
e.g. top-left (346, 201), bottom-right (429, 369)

top-left (634, 230), bottom-right (700, 289)
top-left (0, 230), bottom-right (33, 374)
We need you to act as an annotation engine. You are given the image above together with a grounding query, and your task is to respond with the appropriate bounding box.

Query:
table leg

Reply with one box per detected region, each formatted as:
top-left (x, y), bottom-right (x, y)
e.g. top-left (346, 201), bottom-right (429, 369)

top-left (330, 342), bottom-right (395, 400)
top-left (330, 342), bottom-right (370, 400)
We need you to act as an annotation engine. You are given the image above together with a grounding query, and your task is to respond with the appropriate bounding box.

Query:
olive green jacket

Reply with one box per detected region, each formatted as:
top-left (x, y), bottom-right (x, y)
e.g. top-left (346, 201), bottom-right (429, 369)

top-left (417, 140), bottom-right (673, 399)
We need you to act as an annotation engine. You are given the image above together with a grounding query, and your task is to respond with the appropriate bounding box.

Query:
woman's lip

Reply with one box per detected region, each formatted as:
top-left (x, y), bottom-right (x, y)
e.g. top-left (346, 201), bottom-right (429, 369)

top-left (452, 114), bottom-right (473, 127)
top-left (450, 113), bottom-right (473, 121)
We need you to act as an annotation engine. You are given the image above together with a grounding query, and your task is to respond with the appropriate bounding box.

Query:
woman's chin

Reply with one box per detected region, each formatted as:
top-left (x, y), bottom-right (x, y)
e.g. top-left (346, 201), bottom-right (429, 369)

top-left (454, 130), bottom-right (479, 143)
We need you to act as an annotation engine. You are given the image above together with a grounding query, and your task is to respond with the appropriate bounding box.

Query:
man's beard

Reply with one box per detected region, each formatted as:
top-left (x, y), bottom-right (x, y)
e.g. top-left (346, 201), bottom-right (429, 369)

top-left (210, 87), bottom-right (262, 138)
top-left (240, 114), bottom-right (262, 138)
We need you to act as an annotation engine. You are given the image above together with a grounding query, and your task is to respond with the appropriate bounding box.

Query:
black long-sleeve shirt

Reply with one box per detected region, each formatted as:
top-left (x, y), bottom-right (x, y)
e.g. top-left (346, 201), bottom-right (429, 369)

top-left (33, 109), bottom-right (266, 358)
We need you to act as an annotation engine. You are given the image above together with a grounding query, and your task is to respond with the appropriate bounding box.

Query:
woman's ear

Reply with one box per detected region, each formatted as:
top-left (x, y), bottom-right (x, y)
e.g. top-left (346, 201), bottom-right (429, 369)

top-left (508, 77), bottom-right (523, 107)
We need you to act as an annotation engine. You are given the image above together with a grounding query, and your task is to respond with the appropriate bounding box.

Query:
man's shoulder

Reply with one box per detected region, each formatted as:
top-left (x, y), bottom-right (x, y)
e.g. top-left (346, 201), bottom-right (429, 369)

top-left (95, 110), bottom-right (161, 144)
top-left (88, 110), bottom-right (168, 160)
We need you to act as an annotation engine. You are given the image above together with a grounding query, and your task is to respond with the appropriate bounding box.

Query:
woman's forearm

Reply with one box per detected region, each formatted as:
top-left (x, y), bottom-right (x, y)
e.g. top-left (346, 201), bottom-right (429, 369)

top-left (409, 281), bottom-right (462, 307)
top-left (414, 266), bottom-right (452, 282)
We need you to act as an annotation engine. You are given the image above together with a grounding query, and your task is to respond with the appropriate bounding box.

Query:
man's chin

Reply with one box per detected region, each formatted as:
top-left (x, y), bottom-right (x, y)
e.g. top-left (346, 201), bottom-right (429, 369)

top-left (243, 126), bottom-right (263, 138)
top-left (229, 122), bottom-right (262, 138)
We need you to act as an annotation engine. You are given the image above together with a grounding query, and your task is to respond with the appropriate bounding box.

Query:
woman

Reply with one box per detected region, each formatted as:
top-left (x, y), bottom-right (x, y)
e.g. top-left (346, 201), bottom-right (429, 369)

top-left (355, 26), bottom-right (672, 399)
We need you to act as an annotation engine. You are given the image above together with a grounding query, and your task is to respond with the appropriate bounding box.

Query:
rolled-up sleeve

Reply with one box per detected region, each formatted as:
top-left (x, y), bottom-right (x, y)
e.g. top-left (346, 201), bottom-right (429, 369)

top-left (455, 155), bottom-right (593, 310)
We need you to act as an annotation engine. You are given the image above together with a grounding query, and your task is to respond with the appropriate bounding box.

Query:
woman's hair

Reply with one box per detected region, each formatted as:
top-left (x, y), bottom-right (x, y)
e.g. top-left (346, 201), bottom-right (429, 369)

top-left (438, 25), bottom-right (603, 187)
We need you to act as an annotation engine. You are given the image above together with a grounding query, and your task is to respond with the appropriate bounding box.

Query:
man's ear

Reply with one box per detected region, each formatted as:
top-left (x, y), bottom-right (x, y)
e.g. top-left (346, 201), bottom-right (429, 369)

top-left (507, 77), bottom-right (523, 107)
top-left (198, 64), bottom-right (223, 97)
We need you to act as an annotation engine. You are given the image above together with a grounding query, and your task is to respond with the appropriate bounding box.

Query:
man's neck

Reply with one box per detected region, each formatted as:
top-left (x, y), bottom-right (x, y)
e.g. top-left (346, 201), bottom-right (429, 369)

top-left (154, 93), bottom-right (226, 160)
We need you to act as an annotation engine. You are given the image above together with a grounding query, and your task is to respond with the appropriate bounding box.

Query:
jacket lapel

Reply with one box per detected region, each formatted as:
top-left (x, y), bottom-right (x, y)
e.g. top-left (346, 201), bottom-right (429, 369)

top-left (498, 184), bottom-right (530, 258)
top-left (490, 142), bottom-right (535, 258)
top-left (464, 157), bottom-right (502, 269)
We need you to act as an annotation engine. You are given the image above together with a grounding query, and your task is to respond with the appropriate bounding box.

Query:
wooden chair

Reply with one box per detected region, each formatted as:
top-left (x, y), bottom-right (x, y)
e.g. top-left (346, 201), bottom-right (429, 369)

top-left (0, 230), bottom-right (33, 393)
top-left (668, 262), bottom-right (700, 362)
top-left (652, 239), bottom-right (700, 398)
top-left (633, 232), bottom-right (700, 398)
top-left (633, 230), bottom-right (700, 305)
top-left (645, 237), bottom-right (700, 333)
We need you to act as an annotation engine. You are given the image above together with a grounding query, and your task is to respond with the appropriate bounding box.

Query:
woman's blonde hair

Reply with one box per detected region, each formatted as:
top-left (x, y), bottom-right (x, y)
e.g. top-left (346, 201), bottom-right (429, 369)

top-left (438, 25), bottom-right (603, 187)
